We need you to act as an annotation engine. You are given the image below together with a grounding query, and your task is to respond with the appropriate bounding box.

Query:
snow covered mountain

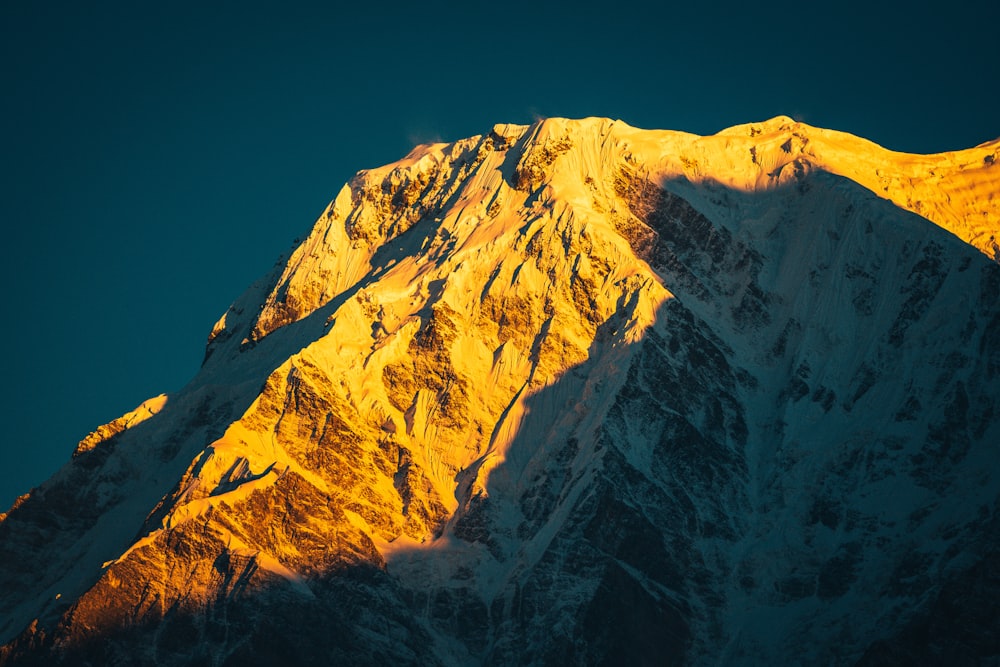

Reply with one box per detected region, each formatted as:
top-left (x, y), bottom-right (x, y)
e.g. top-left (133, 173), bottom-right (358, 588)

top-left (1, 116), bottom-right (998, 666)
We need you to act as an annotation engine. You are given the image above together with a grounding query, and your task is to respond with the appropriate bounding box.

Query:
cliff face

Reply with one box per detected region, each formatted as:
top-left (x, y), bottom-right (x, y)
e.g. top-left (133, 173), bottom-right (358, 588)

top-left (1, 117), bottom-right (998, 666)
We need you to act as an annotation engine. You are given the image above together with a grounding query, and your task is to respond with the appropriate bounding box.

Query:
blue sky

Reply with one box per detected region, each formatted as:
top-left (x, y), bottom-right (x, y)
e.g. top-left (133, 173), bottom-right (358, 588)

top-left (1, 0), bottom-right (997, 508)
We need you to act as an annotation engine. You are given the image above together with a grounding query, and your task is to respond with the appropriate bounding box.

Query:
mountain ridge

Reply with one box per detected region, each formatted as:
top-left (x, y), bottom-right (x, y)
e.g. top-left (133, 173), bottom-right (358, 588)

top-left (2, 116), bottom-right (998, 665)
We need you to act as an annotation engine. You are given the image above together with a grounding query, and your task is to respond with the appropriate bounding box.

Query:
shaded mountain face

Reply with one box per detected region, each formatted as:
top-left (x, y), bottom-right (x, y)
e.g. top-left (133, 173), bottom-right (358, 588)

top-left (1, 117), bottom-right (998, 666)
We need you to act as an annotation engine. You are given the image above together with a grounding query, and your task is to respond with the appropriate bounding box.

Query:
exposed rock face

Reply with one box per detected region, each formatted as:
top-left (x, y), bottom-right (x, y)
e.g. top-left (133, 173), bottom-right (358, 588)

top-left (1, 117), bottom-right (998, 666)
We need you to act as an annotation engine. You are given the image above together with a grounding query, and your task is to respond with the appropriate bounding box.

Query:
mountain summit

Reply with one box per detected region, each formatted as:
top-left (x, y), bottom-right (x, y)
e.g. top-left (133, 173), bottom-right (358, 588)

top-left (2, 117), bottom-right (998, 665)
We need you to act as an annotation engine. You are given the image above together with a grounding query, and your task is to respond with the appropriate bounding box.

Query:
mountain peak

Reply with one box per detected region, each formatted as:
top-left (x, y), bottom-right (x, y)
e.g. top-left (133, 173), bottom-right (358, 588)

top-left (1, 117), bottom-right (998, 666)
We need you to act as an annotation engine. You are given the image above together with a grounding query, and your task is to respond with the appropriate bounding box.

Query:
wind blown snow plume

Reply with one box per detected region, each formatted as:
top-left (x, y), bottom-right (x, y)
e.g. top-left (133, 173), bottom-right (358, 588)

top-left (1, 117), bottom-right (998, 665)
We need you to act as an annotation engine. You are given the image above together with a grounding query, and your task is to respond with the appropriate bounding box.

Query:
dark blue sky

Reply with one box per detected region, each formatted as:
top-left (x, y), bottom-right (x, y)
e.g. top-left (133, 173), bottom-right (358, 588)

top-left (1, 0), bottom-right (997, 509)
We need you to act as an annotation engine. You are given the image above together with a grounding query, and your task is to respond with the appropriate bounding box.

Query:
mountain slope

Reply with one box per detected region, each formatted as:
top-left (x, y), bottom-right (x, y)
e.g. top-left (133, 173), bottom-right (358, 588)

top-left (1, 116), bottom-right (998, 666)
